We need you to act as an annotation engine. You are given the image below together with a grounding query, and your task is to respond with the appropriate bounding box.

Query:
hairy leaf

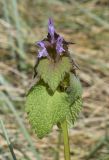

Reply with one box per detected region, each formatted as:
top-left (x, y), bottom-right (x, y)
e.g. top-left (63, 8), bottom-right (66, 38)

top-left (66, 74), bottom-right (82, 124)
top-left (37, 57), bottom-right (71, 92)
top-left (69, 98), bottom-right (82, 124)
top-left (25, 85), bottom-right (70, 138)
top-left (67, 73), bottom-right (82, 103)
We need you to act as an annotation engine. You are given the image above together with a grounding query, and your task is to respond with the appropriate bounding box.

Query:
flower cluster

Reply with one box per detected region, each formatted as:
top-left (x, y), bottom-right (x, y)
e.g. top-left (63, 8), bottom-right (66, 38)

top-left (36, 18), bottom-right (67, 59)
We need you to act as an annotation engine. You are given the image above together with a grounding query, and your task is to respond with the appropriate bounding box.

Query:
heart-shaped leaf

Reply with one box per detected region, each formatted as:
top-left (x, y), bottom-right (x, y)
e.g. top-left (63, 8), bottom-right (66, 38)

top-left (37, 57), bottom-right (71, 92)
top-left (25, 85), bottom-right (70, 138)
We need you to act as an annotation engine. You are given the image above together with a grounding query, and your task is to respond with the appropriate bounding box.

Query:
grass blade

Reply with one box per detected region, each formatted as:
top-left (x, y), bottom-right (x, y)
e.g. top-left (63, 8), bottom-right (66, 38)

top-left (0, 119), bottom-right (17, 160)
top-left (0, 92), bottom-right (40, 160)
top-left (72, 0), bottom-right (109, 30)
top-left (2, 0), bottom-right (15, 55)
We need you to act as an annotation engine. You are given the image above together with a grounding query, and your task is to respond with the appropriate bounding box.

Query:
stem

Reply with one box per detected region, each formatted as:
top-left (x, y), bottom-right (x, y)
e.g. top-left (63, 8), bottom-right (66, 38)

top-left (61, 119), bottom-right (71, 160)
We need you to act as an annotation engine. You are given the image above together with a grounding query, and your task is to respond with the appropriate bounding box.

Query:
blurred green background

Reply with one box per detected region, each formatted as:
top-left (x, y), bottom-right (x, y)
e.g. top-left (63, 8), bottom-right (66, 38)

top-left (0, 0), bottom-right (109, 160)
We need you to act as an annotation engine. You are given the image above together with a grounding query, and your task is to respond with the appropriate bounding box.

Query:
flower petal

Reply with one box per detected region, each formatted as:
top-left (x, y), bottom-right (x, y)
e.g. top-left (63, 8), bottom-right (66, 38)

top-left (37, 41), bottom-right (45, 48)
top-left (48, 18), bottom-right (55, 43)
top-left (38, 48), bottom-right (48, 58)
top-left (37, 41), bottom-right (48, 58)
top-left (56, 36), bottom-right (65, 54)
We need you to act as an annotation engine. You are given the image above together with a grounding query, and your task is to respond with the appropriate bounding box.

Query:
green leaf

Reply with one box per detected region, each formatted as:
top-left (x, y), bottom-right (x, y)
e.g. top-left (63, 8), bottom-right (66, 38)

top-left (67, 73), bottom-right (82, 104)
top-left (66, 74), bottom-right (82, 124)
top-left (69, 98), bottom-right (82, 124)
top-left (25, 85), bottom-right (70, 138)
top-left (37, 57), bottom-right (71, 92)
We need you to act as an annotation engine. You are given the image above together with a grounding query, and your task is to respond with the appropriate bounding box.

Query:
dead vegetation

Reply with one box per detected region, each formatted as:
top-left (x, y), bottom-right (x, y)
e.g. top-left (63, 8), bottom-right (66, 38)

top-left (0, 0), bottom-right (109, 160)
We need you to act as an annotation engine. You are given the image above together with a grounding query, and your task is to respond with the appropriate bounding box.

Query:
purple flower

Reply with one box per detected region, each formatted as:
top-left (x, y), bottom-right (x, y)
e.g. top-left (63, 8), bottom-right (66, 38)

top-left (36, 18), bottom-right (72, 59)
top-left (48, 18), bottom-right (55, 43)
top-left (37, 41), bottom-right (48, 58)
top-left (56, 36), bottom-right (65, 54)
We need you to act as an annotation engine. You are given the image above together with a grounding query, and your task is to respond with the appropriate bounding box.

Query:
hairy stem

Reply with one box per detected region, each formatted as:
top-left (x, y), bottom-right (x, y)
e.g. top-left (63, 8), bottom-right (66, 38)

top-left (61, 119), bottom-right (71, 160)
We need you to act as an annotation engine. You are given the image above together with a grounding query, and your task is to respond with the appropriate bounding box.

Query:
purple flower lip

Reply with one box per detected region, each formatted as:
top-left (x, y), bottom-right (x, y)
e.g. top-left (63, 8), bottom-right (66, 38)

top-left (56, 36), bottom-right (65, 54)
top-left (37, 41), bottom-right (48, 58)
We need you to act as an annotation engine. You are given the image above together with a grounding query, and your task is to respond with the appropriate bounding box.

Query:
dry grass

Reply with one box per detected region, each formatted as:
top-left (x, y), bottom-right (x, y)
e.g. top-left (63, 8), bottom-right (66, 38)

top-left (0, 0), bottom-right (109, 160)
